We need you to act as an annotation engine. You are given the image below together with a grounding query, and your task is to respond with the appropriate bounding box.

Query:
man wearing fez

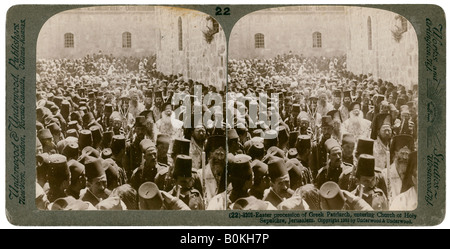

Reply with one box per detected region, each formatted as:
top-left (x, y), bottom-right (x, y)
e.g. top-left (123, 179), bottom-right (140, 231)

top-left (156, 134), bottom-right (171, 166)
top-left (295, 135), bottom-right (314, 185)
top-left (38, 128), bottom-right (57, 154)
top-left (341, 133), bottom-right (356, 165)
top-left (208, 154), bottom-right (253, 210)
top-left (315, 138), bottom-right (352, 189)
top-left (99, 103), bottom-right (114, 131)
top-left (311, 115), bottom-right (334, 178)
top-left (382, 134), bottom-right (415, 203)
top-left (249, 160), bottom-right (270, 200)
top-left (339, 90), bottom-right (352, 121)
top-left (341, 101), bottom-right (371, 140)
top-left (263, 156), bottom-right (294, 207)
top-left (169, 155), bottom-right (204, 210)
top-left (373, 113), bottom-right (393, 170)
top-left (46, 154), bottom-right (71, 203)
top-left (351, 154), bottom-right (388, 210)
top-left (80, 156), bottom-right (110, 206)
top-left (155, 138), bottom-right (202, 194)
top-left (110, 134), bottom-right (129, 179)
top-left (130, 139), bottom-right (167, 188)
top-left (65, 160), bottom-right (86, 200)
top-left (138, 181), bottom-right (190, 210)
top-left (126, 116), bottom-right (147, 176)
top-left (199, 135), bottom-right (227, 208)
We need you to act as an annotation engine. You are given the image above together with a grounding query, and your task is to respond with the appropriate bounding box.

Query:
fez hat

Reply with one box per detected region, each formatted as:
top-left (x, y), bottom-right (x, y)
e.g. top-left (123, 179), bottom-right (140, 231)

top-left (276, 126), bottom-right (289, 145)
top-left (111, 134), bottom-right (126, 154)
top-left (89, 125), bottom-right (103, 146)
top-left (47, 154), bottom-right (70, 180)
top-left (102, 130), bottom-right (113, 149)
top-left (62, 142), bottom-right (79, 159)
top-left (296, 134), bottom-right (311, 151)
top-left (251, 159), bottom-right (269, 179)
top-left (286, 159), bottom-right (303, 190)
top-left (247, 141), bottom-right (265, 160)
top-left (287, 148), bottom-right (298, 159)
top-left (101, 148), bottom-right (113, 159)
top-left (325, 138), bottom-right (341, 153)
top-left (205, 135), bottom-right (226, 159)
top-left (343, 90), bottom-right (351, 99)
top-left (289, 131), bottom-right (299, 149)
top-left (67, 120), bottom-right (79, 130)
top-left (156, 134), bottom-right (170, 145)
top-left (84, 156), bottom-right (105, 180)
top-left (140, 139), bottom-right (156, 152)
top-left (96, 197), bottom-right (127, 210)
top-left (292, 104), bottom-right (301, 113)
top-left (50, 196), bottom-right (77, 210)
top-left (319, 181), bottom-right (346, 210)
top-left (321, 115), bottom-right (333, 128)
top-left (172, 138), bottom-right (191, 157)
top-left (327, 110), bottom-right (342, 122)
top-left (135, 115), bottom-right (146, 128)
top-left (60, 100), bottom-right (71, 119)
top-left (38, 128), bottom-right (53, 141)
top-left (267, 156), bottom-right (289, 180)
top-left (265, 146), bottom-right (286, 162)
top-left (78, 129), bottom-right (93, 150)
top-left (104, 104), bottom-right (113, 113)
top-left (355, 138), bottom-right (374, 155)
top-left (355, 154), bottom-right (375, 178)
top-left (81, 146), bottom-right (101, 159)
top-left (341, 133), bottom-right (356, 146)
top-left (229, 154), bottom-right (252, 179)
top-left (68, 159), bottom-right (85, 181)
top-left (263, 130), bottom-right (278, 149)
top-left (391, 134), bottom-right (414, 152)
top-left (66, 129), bottom-right (78, 139)
top-left (173, 155), bottom-right (193, 178)
top-left (138, 181), bottom-right (163, 210)
top-left (227, 128), bottom-right (239, 140)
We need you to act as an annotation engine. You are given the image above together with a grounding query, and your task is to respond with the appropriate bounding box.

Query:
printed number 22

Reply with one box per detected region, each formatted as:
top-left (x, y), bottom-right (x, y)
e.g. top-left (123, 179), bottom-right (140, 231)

top-left (216, 7), bottom-right (230, 15)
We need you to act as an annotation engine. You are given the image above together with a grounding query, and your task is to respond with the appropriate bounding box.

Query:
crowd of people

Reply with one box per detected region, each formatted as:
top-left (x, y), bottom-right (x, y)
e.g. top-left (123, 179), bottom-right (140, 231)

top-left (35, 51), bottom-right (418, 211)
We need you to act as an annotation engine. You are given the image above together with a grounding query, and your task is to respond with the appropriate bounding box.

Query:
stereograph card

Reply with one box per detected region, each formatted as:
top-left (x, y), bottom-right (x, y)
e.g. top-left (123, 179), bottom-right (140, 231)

top-left (4, 4), bottom-right (446, 227)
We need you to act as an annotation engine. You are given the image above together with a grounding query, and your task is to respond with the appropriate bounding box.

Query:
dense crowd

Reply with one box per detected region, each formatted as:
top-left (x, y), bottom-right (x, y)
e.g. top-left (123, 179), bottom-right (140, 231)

top-left (35, 51), bottom-right (418, 211)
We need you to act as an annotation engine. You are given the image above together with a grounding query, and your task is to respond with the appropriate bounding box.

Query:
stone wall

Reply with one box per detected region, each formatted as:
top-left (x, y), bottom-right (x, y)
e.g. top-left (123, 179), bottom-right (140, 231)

top-left (346, 7), bottom-right (418, 88)
top-left (37, 6), bottom-right (158, 59)
top-left (229, 6), bottom-right (348, 59)
top-left (155, 7), bottom-right (227, 90)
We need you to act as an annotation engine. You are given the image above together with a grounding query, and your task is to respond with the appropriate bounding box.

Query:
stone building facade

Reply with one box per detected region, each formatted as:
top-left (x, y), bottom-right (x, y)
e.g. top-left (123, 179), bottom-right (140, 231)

top-left (37, 6), bottom-right (159, 59)
top-left (229, 6), bottom-right (418, 88)
top-left (345, 7), bottom-right (418, 87)
top-left (37, 6), bottom-right (227, 90)
top-left (154, 7), bottom-right (227, 90)
top-left (228, 6), bottom-right (348, 59)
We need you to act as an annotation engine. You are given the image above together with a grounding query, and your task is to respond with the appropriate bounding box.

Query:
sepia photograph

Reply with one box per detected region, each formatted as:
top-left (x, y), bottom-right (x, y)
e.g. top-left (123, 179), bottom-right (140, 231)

top-left (225, 6), bottom-right (418, 211)
top-left (34, 5), bottom-right (228, 211)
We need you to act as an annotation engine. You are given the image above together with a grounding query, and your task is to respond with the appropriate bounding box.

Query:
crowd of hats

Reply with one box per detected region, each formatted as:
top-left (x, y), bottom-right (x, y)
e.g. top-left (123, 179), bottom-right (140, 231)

top-left (35, 51), bottom-right (418, 211)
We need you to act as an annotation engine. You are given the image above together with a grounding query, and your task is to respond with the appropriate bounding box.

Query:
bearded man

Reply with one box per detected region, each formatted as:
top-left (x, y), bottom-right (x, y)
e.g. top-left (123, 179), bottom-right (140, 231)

top-left (341, 102), bottom-right (371, 141)
top-left (154, 101), bottom-right (184, 153)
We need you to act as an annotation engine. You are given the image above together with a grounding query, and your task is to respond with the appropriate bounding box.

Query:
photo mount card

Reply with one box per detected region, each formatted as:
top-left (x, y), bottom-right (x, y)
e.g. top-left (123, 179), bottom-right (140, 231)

top-left (4, 4), bottom-right (446, 226)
